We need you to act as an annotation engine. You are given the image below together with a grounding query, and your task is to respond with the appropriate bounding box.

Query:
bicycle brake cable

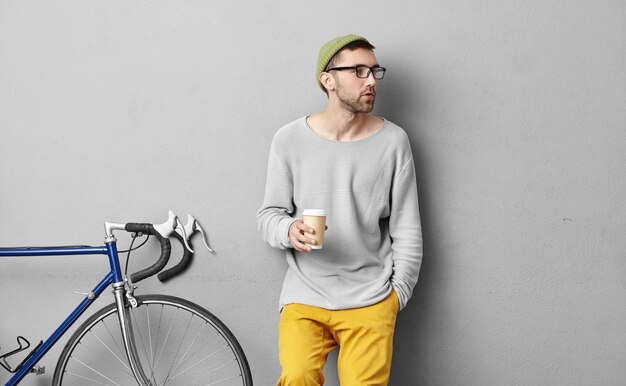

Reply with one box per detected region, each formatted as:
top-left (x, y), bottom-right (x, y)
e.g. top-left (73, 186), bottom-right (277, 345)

top-left (121, 233), bottom-right (150, 276)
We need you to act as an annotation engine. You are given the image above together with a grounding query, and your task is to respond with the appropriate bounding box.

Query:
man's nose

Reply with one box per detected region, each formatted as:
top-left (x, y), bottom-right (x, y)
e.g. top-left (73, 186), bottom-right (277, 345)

top-left (364, 71), bottom-right (378, 86)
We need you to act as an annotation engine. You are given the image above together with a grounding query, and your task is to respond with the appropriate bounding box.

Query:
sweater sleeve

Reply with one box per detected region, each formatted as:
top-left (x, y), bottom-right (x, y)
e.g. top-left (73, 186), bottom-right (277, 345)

top-left (256, 145), bottom-right (297, 250)
top-left (389, 156), bottom-right (423, 310)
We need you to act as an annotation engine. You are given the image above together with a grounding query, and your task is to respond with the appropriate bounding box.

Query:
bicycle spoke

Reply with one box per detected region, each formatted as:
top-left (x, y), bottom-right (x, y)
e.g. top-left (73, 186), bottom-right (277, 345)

top-left (101, 318), bottom-right (126, 361)
top-left (146, 304), bottom-right (154, 368)
top-left (170, 320), bottom-right (209, 376)
top-left (160, 310), bottom-right (195, 384)
top-left (190, 358), bottom-right (238, 385)
top-left (154, 306), bottom-right (180, 370)
top-left (204, 373), bottom-right (245, 386)
top-left (71, 358), bottom-right (121, 386)
top-left (170, 344), bottom-right (228, 380)
top-left (63, 371), bottom-right (114, 386)
top-left (89, 328), bottom-right (132, 374)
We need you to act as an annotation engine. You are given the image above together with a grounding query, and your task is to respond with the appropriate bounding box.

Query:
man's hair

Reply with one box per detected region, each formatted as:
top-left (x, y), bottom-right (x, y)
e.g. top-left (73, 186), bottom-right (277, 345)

top-left (325, 40), bottom-right (376, 71)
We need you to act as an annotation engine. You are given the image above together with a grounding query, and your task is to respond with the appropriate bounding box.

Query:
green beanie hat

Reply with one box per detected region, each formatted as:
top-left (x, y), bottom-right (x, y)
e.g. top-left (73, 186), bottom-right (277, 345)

top-left (316, 34), bottom-right (370, 92)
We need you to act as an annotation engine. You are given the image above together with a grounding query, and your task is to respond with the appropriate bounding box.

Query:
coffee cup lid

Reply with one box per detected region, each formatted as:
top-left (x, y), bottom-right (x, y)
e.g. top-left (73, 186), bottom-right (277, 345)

top-left (303, 209), bottom-right (327, 216)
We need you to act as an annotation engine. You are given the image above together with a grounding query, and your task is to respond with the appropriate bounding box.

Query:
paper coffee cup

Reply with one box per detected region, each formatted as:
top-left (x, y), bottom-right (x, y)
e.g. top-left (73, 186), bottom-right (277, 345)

top-left (302, 209), bottom-right (327, 249)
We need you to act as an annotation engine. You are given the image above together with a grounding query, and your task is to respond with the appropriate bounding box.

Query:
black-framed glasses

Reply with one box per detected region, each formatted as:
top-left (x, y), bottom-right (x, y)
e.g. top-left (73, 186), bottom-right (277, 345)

top-left (326, 65), bottom-right (386, 80)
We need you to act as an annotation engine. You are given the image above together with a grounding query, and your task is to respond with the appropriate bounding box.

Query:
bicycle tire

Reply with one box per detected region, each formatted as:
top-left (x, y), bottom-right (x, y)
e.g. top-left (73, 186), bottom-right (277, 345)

top-left (52, 294), bottom-right (252, 386)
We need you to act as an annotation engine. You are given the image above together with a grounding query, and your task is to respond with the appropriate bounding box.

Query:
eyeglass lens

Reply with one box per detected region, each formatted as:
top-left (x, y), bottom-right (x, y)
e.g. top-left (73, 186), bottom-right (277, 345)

top-left (356, 65), bottom-right (385, 79)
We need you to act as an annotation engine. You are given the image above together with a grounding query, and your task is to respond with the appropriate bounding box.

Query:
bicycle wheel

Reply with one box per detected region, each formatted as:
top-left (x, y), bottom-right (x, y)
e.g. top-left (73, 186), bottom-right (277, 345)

top-left (53, 294), bottom-right (252, 385)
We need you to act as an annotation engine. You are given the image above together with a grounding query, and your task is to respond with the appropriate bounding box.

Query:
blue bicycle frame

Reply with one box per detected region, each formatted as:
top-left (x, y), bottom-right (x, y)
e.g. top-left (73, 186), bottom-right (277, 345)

top-left (0, 241), bottom-right (123, 386)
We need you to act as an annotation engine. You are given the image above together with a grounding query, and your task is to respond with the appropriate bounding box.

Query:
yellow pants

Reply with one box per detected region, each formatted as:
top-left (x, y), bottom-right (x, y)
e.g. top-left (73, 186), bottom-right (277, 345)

top-left (277, 290), bottom-right (399, 386)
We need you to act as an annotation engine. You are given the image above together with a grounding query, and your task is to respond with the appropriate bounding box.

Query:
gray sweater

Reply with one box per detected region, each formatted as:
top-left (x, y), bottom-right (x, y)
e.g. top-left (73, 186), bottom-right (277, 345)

top-left (257, 117), bottom-right (422, 311)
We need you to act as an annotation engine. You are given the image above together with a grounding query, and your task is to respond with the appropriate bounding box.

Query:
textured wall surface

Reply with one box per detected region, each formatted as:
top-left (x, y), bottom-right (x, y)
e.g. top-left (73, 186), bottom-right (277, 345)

top-left (1, 1), bottom-right (625, 385)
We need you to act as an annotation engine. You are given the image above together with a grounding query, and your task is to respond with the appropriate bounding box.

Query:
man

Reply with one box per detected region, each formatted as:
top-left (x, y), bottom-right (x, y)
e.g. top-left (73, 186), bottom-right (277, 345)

top-left (257, 34), bottom-right (423, 386)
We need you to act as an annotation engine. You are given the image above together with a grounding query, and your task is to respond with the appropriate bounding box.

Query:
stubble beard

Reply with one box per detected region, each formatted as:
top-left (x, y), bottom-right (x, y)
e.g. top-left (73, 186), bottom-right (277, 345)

top-left (335, 84), bottom-right (376, 114)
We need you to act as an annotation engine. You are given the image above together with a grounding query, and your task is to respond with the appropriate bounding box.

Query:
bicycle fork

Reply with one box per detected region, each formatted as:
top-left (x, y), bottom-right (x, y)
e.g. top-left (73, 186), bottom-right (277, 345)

top-left (112, 282), bottom-right (153, 386)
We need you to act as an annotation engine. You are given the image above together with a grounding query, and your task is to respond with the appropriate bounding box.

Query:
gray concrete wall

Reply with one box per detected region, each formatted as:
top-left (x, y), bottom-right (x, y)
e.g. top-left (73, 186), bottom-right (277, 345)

top-left (1, 1), bottom-right (625, 384)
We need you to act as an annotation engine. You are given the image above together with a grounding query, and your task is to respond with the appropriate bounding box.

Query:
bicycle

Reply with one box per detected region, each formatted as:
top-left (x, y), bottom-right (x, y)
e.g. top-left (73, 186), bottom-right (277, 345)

top-left (0, 211), bottom-right (253, 386)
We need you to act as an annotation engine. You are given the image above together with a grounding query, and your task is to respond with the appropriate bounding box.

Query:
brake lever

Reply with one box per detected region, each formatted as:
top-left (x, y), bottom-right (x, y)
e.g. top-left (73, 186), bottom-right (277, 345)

top-left (176, 214), bottom-right (214, 253)
top-left (174, 216), bottom-right (194, 253)
top-left (153, 210), bottom-right (194, 252)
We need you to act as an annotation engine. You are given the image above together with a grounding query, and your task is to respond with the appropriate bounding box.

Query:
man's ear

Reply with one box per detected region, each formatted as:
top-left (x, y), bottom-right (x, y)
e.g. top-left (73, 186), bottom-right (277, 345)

top-left (320, 72), bottom-right (335, 93)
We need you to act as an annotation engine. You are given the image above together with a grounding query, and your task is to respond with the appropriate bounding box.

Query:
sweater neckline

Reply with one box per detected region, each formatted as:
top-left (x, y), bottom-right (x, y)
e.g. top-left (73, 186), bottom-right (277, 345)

top-left (302, 116), bottom-right (388, 144)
